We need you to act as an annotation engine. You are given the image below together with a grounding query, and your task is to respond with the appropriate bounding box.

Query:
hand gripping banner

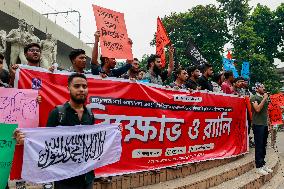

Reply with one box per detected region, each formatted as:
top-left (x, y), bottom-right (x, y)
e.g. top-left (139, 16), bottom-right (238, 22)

top-left (12, 66), bottom-right (248, 178)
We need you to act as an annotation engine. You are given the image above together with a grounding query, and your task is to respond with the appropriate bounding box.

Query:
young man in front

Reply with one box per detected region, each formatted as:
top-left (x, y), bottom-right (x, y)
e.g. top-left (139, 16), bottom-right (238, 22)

top-left (15, 73), bottom-right (95, 189)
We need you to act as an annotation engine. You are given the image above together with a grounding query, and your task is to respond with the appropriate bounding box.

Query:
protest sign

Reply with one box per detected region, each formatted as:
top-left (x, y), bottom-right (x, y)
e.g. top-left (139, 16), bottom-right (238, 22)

top-left (222, 58), bottom-right (239, 78)
top-left (270, 93), bottom-right (284, 107)
top-left (186, 39), bottom-right (208, 65)
top-left (268, 104), bottom-right (283, 126)
top-left (241, 61), bottom-right (250, 79)
top-left (0, 123), bottom-right (17, 188)
top-left (12, 65), bottom-right (248, 178)
top-left (156, 17), bottom-right (171, 67)
top-left (21, 124), bottom-right (121, 183)
top-left (0, 88), bottom-right (39, 128)
top-left (268, 93), bottom-right (284, 125)
top-left (93, 5), bottom-right (133, 59)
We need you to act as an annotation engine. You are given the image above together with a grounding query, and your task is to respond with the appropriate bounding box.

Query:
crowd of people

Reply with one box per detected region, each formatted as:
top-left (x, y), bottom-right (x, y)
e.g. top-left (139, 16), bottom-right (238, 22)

top-left (0, 30), bottom-right (273, 188)
top-left (0, 31), bottom-right (253, 97)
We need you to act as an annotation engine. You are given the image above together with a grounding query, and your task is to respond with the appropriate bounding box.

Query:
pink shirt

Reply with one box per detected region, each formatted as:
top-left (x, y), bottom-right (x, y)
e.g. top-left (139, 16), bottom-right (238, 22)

top-left (221, 80), bottom-right (235, 94)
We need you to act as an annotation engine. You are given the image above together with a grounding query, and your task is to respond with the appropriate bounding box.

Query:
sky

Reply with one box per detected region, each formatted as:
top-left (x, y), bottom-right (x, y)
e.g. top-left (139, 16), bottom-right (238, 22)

top-left (20, 0), bottom-right (283, 66)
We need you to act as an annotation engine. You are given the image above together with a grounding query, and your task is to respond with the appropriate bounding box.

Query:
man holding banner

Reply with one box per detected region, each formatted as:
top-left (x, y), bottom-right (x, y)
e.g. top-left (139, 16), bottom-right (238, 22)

top-left (15, 73), bottom-right (95, 189)
top-left (198, 63), bottom-right (214, 91)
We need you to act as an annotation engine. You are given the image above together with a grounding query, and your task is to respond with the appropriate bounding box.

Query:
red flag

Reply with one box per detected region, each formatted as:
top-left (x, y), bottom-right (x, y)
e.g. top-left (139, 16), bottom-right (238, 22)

top-left (156, 17), bottom-right (171, 67)
top-left (227, 51), bottom-right (232, 60)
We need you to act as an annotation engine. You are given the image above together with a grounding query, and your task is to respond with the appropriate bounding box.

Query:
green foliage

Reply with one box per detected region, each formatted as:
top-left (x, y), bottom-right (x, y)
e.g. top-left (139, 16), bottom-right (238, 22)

top-left (232, 21), bottom-right (263, 60)
top-left (149, 1), bottom-right (283, 92)
top-left (275, 3), bottom-right (284, 62)
top-left (150, 4), bottom-right (230, 71)
top-left (230, 4), bottom-right (283, 92)
top-left (139, 54), bottom-right (150, 71)
top-left (249, 54), bottom-right (281, 93)
top-left (217, 0), bottom-right (251, 25)
top-left (250, 4), bottom-right (282, 62)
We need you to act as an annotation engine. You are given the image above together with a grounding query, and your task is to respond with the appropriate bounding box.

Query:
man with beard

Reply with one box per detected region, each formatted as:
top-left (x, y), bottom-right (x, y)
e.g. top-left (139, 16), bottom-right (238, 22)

top-left (250, 82), bottom-right (273, 175)
top-left (186, 65), bottom-right (201, 90)
top-left (91, 31), bottom-right (132, 78)
top-left (169, 68), bottom-right (188, 89)
top-left (197, 63), bottom-right (214, 91)
top-left (123, 58), bottom-right (140, 79)
top-left (233, 77), bottom-right (245, 96)
top-left (14, 73), bottom-right (95, 188)
top-left (242, 78), bottom-right (252, 96)
top-left (144, 47), bottom-right (174, 85)
top-left (9, 43), bottom-right (42, 86)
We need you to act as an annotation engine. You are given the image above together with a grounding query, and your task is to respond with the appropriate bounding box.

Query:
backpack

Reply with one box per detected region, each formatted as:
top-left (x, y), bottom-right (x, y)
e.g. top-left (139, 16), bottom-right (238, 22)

top-left (56, 105), bottom-right (94, 125)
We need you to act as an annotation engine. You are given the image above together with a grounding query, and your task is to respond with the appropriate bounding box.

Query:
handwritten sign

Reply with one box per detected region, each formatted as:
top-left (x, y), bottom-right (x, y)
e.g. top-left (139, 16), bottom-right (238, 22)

top-left (93, 5), bottom-right (133, 59)
top-left (0, 88), bottom-right (39, 128)
top-left (21, 124), bottom-right (122, 183)
top-left (0, 123), bottom-right (17, 189)
top-left (270, 93), bottom-right (284, 107)
top-left (241, 61), bottom-right (250, 79)
top-left (268, 93), bottom-right (284, 125)
top-left (268, 103), bottom-right (283, 125)
top-left (156, 17), bottom-right (171, 67)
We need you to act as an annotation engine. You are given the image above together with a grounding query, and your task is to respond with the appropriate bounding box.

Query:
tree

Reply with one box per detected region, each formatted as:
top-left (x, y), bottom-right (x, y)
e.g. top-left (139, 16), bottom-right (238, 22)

top-left (149, 2), bottom-right (283, 92)
top-left (151, 4), bottom-right (230, 71)
top-left (249, 54), bottom-right (281, 93)
top-left (250, 4), bottom-right (283, 62)
top-left (232, 21), bottom-right (263, 60)
top-left (230, 4), bottom-right (283, 92)
top-left (274, 3), bottom-right (284, 62)
top-left (139, 54), bottom-right (150, 71)
top-left (217, 0), bottom-right (251, 26)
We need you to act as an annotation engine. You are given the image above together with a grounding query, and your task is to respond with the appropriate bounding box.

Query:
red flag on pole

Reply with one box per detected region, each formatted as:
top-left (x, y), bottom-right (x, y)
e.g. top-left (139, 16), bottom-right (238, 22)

top-left (156, 17), bottom-right (171, 67)
top-left (227, 51), bottom-right (232, 60)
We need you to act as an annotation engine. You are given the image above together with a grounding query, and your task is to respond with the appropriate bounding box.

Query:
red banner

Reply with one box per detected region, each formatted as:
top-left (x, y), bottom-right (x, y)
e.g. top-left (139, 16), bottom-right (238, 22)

top-left (93, 5), bottom-right (133, 59)
top-left (11, 66), bottom-right (248, 179)
top-left (156, 17), bottom-right (171, 67)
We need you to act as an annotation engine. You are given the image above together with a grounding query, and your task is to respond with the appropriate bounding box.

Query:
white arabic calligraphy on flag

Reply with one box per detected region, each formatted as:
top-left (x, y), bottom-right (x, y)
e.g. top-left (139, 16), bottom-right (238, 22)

top-left (20, 124), bottom-right (122, 183)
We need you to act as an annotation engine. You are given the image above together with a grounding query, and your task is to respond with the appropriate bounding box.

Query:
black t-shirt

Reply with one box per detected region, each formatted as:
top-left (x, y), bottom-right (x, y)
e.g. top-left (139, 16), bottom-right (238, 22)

top-left (160, 70), bottom-right (168, 82)
top-left (46, 102), bottom-right (95, 185)
top-left (197, 75), bottom-right (213, 91)
top-left (0, 69), bottom-right (9, 85)
top-left (186, 79), bottom-right (199, 90)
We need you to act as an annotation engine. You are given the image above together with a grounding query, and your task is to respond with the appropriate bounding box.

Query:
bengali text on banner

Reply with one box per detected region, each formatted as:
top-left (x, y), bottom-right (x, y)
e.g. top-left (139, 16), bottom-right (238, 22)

top-left (11, 65), bottom-right (248, 178)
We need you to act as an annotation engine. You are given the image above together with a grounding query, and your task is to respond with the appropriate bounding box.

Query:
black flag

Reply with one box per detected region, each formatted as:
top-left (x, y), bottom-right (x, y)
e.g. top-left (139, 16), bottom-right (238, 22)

top-left (186, 38), bottom-right (208, 65)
